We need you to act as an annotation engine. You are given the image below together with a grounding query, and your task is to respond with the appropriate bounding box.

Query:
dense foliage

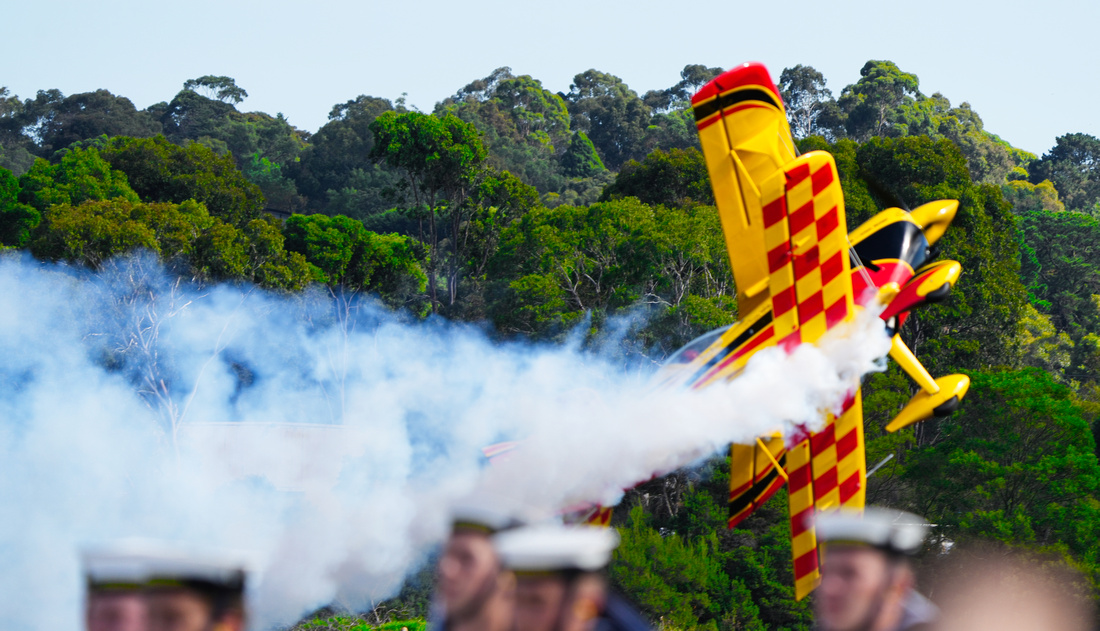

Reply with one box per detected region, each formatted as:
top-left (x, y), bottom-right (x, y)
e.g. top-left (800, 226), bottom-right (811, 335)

top-left (3, 60), bottom-right (1100, 628)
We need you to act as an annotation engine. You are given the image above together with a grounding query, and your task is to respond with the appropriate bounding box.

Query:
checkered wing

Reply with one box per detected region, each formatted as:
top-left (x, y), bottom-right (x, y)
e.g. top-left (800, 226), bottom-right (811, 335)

top-left (759, 150), bottom-right (866, 599)
top-left (728, 437), bottom-right (787, 529)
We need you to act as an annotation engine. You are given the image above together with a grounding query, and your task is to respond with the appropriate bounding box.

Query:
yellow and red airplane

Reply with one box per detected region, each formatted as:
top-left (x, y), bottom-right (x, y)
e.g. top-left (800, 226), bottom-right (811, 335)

top-left (657, 62), bottom-right (970, 599)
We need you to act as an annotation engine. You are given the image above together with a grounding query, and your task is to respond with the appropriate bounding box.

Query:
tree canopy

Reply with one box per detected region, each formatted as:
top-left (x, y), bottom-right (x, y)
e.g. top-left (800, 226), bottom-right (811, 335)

top-left (99, 135), bottom-right (266, 226)
top-left (182, 75), bottom-right (249, 104)
top-left (1029, 133), bottom-right (1100, 212)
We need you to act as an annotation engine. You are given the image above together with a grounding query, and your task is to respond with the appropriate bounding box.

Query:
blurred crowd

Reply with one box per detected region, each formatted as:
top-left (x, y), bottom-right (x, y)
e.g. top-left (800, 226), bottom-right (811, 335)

top-left (82, 503), bottom-right (1095, 631)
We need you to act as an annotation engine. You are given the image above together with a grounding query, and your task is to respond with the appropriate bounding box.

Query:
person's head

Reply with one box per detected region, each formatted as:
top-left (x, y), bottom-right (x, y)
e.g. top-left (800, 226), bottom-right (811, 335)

top-left (437, 501), bottom-right (522, 628)
top-left (438, 527), bottom-right (510, 621)
top-left (84, 547), bottom-right (148, 631)
top-left (813, 507), bottom-right (929, 631)
top-left (82, 541), bottom-right (247, 631)
top-left (493, 525), bottom-right (618, 631)
top-left (511, 571), bottom-right (605, 631)
top-left (817, 544), bottom-right (913, 631)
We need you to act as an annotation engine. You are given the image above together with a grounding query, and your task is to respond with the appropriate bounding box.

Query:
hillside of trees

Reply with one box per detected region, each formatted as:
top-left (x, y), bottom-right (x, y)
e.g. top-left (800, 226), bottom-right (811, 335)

top-left (3, 61), bottom-right (1100, 628)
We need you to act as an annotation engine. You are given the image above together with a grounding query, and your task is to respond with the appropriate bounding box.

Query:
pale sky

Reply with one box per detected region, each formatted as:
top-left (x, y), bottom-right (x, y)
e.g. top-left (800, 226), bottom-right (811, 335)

top-left (2, 0), bottom-right (1095, 156)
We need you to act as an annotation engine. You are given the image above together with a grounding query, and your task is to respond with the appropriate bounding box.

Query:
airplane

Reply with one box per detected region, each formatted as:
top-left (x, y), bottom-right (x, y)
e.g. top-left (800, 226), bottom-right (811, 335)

top-left (655, 62), bottom-right (971, 599)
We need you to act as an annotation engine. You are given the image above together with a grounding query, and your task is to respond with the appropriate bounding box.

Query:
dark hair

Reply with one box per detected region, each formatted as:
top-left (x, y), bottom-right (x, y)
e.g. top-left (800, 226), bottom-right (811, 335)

top-left (186, 579), bottom-right (245, 621)
top-left (146, 572), bottom-right (246, 622)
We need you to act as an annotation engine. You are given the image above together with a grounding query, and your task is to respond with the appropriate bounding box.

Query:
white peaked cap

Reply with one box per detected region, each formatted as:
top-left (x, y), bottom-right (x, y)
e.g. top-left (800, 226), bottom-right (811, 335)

top-left (83, 548), bottom-right (148, 586)
top-left (82, 539), bottom-right (249, 588)
top-left (493, 525), bottom-right (620, 572)
top-left (815, 507), bottom-right (930, 556)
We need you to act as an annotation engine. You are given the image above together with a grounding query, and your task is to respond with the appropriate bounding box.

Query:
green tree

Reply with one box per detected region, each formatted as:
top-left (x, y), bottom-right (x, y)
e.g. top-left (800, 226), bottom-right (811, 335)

top-left (461, 169), bottom-right (540, 285)
top-left (559, 132), bottom-right (605, 178)
top-left (31, 198), bottom-right (189, 266)
top-left (856, 136), bottom-right (1027, 372)
top-left (30, 90), bottom-right (162, 158)
top-left (182, 76), bottom-right (249, 104)
top-left (158, 88), bottom-right (239, 145)
top-left (436, 68), bottom-right (572, 194)
top-left (155, 79), bottom-right (309, 207)
top-left (18, 148), bottom-right (140, 211)
top-left (491, 73), bottom-right (571, 145)
top-left (1014, 304), bottom-right (1075, 378)
top-left (30, 195), bottom-right (310, 289)
top-left (370, 111), bottom-right (491, 310)
top-left (490, 198), bottom-right (661, 333)
top-left (612, 506), bottom-right (764, 631)
top-left (566, 70), bottom-right (652, 170)
top-left (642, 108), bottom-right (700, 154)
top-left (797, 136), bottom-right (879, 228)
top-left (779, 65), bottom-right (839, 140)
top-left (1029, 133), bottom-right (1100, 212)
top-left (927, 95), bottom-right (1016, 185)
top-left (238, 217), bottom-right (314, 290)
top-left (813, 62), bottom-right (1030, 185)
top-left (218, 111), bottom-right (306, 169)
top-left (642, 64), bottom-right (723, 113)
top-left (282, 213), bottom-right (426, 307)
top-left (0, 87), bottom-right (36, 175)
top-left (638, 203), bottom-right (737, 354)
top-left (904, 369), bottom-right (1100, 574)
top-left (615, 463), bottom-right (814, 630)
top-left (242, 151), bottom-right (305, 214)
top-left (99, 135), bottom-right (265, 226)
top-left (1003, 179), bottom-right (1064, 214)
top-left (1017, 208), bottom-right (1100, 336)
top-left (637, 66), bottom-right (721, 153)
top-left (836, 61), bottom-right (926, 141)
top-left (600, 148), bottom-right (712, 207)
top-left (489, 197), bottom-right (732, 342)
top-left (290, 95), bottom-right (401, 218)
top-left (0, 166), bottom-right (39, 246)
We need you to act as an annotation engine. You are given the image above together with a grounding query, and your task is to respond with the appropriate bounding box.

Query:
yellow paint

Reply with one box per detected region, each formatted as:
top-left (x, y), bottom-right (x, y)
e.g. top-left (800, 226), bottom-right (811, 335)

top-left (909, 199), bottom-right (959, 245)
top-left (877, 282), bottom-right (901, 304)
top-left (889, 335), bottom-right (940, 393)
top-left (915, 260), bottom-right (962, 296)
top-left (786, 439), bottom-right (820, 600)
top-left (757, 437), bottom-right (789, 481)
top-left (835, 393), bottom-right (866, 510)
top-left (730, 442), bottom-right (754, 493)
top-left (697, 113), bottom-right (769, 317)
top-left (886, 374), bottom-right (971, 432)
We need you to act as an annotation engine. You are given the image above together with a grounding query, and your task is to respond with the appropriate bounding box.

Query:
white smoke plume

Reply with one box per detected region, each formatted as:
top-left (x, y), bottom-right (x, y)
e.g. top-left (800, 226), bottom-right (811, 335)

top-left (0, 252), bottom-right (891, 630)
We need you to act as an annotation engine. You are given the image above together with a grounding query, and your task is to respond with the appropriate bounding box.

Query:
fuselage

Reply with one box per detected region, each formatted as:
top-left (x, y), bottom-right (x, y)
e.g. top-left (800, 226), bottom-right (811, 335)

top-left (661, 208), bottom-right (937, 388)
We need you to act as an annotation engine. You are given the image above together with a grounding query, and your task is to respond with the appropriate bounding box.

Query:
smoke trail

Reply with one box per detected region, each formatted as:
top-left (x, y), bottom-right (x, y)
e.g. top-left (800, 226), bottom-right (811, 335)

top-left (0, 252), bottom-right (890, 630)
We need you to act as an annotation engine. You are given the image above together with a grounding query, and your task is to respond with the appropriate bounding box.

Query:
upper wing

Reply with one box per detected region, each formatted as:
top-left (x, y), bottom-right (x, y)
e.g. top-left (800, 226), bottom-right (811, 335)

top-left (692, 63), bottom-right (797, 317)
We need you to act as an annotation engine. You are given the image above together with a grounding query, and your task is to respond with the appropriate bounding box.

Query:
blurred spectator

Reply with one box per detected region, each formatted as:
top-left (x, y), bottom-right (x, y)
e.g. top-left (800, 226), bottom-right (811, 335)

top-left (814, 507), bottom-right (936, 631)
top-left (82, 541), bottom-right (247, 631)
top-left (929, 546), bottom-right (1093, 631)
top-left (432, 500), bottom-right (521, 631)
top-left (493, 524), bottom-right (651, 631)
